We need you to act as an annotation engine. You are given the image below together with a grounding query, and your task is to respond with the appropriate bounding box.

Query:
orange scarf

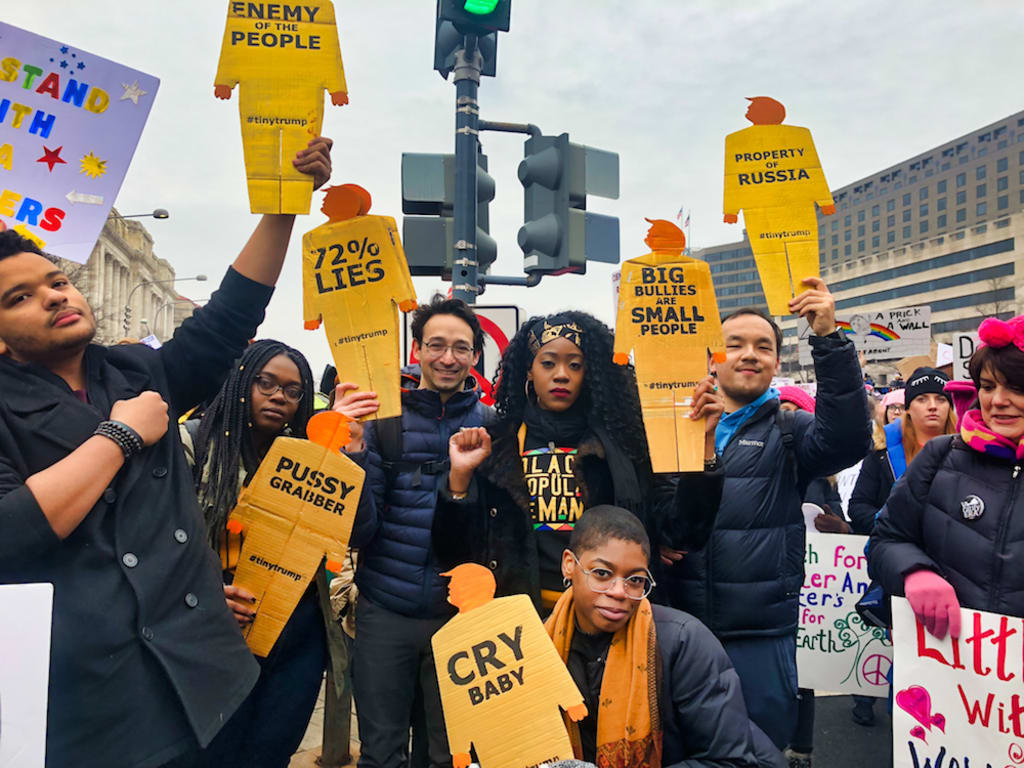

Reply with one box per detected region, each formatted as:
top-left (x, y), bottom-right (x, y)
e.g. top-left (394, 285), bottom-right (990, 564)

top-left (545, 590), bottom-right (663, 768)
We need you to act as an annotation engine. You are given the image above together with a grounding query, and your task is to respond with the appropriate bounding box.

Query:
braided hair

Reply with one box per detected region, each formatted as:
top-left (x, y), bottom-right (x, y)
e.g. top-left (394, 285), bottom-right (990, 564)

top-left (491, 311), bottom-right (650, 468)
top-left (191, 339), bottom-right (315, 549)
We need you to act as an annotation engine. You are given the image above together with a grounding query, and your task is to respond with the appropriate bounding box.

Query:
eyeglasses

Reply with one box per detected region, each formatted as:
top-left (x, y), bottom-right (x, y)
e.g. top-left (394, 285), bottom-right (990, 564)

top-left (570, 552), bottom-right (655, 600)
top-left (253, 374), bottom-right (304, 402)
top-left (421, 341), bottom-right (475, 361)
top-left (886, 404), bottom-right (905, 414)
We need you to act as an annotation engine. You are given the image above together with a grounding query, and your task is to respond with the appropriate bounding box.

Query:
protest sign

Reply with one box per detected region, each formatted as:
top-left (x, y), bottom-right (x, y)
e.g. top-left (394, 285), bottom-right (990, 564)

top-left (433, 565), bottom-right (584, 768)
top-left (303, 185), bottom-right (417, 420)
top-left (0, 583), bottom-right (52, 768)
top-left (797, 532), bottom-right (892, 696)
top-left (614, 219), bottom-right (724, 473)
top-left (952, 332), bottom-right (979, 381)
top-left (228, 410), bottom-right (364, 656)
top-left (892, 597), bottom-right (1024, 768)
top-left (0, 22), bottom-right (159, 263)
top-left (797, 305), bottom-right (932, 365)
top-left (214, 0), bottom-right (347, 214)
top-left (723, 97), bottom-right (834, 316)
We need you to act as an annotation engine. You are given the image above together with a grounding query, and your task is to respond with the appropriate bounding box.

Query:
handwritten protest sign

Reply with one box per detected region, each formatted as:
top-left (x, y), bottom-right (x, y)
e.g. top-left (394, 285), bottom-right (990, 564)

top-left (215, 0), bottom-right (347, 214)
top-left (723, 97), bottom-right (834, 316)
top-left (797, 305), bottom-right (932, 365)
top-left (0, 22), bottom-right (159, 262)
top-left (228, 411), bottom-right (364, 656)
top-left (613, 219), bottom-right (724, 473)
top-left (433, 565), bottom-right (584, 768)
top-left (797, 532), bottom-right (892, 696)
top-left (892, 597), bottom-right (1024, 768)
top-left (0, 583), bottom-right (52, 768)
top-left (303, 185), bottom-right (416, 420)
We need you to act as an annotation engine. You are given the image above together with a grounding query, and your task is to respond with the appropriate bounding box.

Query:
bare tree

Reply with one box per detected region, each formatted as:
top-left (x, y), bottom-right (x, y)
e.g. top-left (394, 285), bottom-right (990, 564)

top-left (974, 275), bottom-right (1016, 318)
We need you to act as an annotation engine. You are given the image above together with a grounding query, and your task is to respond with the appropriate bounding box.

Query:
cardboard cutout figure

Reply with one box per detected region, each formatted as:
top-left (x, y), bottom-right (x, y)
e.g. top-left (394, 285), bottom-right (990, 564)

top-left (723, 97), bottom-right (835, 315)
top-left (227, 411), bottom-right (364, 656)
top-left (214, 0), bottom-right (348, 214)
top-left (613, 220), bottom-right (725, 473)
top-left (302, 184), bottom-right (417, 420)
top-left (432, 564), bottom-right (586, 768)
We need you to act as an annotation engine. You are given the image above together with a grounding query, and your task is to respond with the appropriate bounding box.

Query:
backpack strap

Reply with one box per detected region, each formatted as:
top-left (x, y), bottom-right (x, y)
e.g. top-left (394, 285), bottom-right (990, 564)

top-left (775, 407), bottom-right (806, 497)
top-left (373, 413), bottom-right (452, 489)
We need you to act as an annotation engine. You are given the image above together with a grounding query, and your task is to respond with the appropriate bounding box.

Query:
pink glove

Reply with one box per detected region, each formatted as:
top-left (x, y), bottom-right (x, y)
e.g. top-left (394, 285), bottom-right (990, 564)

top-left (904, 569), bottom-right (962, 639)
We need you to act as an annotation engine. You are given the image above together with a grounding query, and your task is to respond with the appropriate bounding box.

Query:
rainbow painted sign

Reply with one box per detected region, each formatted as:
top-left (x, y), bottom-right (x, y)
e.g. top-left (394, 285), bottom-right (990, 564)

top-left (797, 305), bottom-right (930, 364)
top-left (0, 22), bottom-right (159, 263)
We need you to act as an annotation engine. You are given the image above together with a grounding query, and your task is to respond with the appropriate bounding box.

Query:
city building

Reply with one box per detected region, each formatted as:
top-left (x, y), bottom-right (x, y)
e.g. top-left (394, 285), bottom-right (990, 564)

top-left (694, 108), bottom-right (1024, 377)
top-left (57, 209), bottom-right (202, 344)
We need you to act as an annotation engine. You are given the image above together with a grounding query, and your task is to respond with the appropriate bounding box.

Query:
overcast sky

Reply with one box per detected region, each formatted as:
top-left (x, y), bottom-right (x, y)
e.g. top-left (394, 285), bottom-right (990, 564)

top-left (7, 0), bottom-right (1024, 371)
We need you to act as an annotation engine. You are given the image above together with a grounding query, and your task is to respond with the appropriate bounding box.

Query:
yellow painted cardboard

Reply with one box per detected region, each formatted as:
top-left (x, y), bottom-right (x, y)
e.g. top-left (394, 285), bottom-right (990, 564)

top-left (214, 0), bottom-right (348, 214)
top-left (433, 565), bottom-right (585, 768)
top-left (613, 220), bottom-right (724, 473)
top-left (227, 411), bottom-right (364, 656)
top-left (302, 186), bottom-right (417, 421)
top-left (723, 97), bottom-right (834, 315)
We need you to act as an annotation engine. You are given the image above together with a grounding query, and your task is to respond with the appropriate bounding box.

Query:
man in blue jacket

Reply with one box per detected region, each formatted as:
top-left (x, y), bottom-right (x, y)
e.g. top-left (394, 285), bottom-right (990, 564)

top-left (661, 277), bottom-right (870, 751)
top-left (347, 296), bottom-right (490, 768)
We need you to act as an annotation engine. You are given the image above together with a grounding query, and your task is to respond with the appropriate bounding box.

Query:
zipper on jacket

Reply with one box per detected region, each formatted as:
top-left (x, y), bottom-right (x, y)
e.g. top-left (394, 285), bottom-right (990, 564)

top-left (989, 463), bottom-right (1022, 610)
top-left (1014, 464), bottom-right (1021, 479)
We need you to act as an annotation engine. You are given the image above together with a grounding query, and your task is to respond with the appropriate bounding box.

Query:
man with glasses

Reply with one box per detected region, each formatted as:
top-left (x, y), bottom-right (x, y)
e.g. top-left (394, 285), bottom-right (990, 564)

top-left (347, 295), bottom-right (491, 768)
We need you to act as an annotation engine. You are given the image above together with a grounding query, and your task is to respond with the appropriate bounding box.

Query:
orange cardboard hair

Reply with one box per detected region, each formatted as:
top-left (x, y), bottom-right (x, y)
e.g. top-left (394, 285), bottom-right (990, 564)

top-left (745, 96), bottom-right (786, 125)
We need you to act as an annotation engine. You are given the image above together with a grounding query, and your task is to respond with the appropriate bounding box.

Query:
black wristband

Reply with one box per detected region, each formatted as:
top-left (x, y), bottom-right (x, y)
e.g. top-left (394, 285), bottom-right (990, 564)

top-left (94, 420), bottom-right (144, 460)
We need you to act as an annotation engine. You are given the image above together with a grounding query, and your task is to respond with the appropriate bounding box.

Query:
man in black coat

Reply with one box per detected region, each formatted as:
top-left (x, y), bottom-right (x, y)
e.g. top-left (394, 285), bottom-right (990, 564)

top-left (660, 278), bottom-right (870, 750)
top-left (0, 138), bottom-right (332, 768)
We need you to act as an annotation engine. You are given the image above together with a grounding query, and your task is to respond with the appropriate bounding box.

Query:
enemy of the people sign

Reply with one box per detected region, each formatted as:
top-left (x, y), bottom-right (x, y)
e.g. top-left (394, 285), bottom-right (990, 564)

top-left (303, 184), bottom-right (417, 421)
top-left (892, 597), bottom-right (1024, 768)
top-left (723, 97), bottom-right (834, 316)
top-left (797, 533), bottom-right (892, 696)
top-left (0, 22), bottom-right (159, 262)
top-left (214, 0), bottom-right (348, 214)
top-left (614, 219), bottom-right (724, 473)
top-left (227, 411), bottom-right (364, 656)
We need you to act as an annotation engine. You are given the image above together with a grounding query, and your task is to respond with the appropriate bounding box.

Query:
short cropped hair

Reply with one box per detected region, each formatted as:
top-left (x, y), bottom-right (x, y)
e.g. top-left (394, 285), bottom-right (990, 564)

top-left (0, 229), bottom-right (46, 260)
top-left (723, 307), bottom-right (782, 356)
top-left (570, 505), bottom-right (651, 561)
top-left (410, 295), bottom-right (484, 352)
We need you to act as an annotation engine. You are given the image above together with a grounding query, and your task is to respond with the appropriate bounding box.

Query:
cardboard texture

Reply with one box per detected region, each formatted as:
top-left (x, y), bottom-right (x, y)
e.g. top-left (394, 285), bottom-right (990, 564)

top-left (723, 97), bottom-right (834, 315)
top-left (303, 185), bottom-right (417, 420)
top-left (433, 565), bottom-right (585, 768)
top-left (0, 22), bottom-right (160, 263)
top-left (214, 0), bottom-right (347, 214)
top-left (613, 220), bottom-right (724, 473)
top-left (227, 411), bottom-right (364, 656)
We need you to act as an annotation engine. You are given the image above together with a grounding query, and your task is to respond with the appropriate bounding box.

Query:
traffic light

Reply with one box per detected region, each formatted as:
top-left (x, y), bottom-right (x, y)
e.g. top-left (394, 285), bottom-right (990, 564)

top-left (517, 133), bottom-right (620, 275)
top-left (123, 305), bottom-right (132, 333)
top-left (402, 150), bottom-right (497, 278)
top-left (434, 0), bottom-right (509, 78)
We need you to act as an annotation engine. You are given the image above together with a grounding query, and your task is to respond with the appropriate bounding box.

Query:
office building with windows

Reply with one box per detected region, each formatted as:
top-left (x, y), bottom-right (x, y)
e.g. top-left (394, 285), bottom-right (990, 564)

top-left (694, 108), bottom-right (1024, 376)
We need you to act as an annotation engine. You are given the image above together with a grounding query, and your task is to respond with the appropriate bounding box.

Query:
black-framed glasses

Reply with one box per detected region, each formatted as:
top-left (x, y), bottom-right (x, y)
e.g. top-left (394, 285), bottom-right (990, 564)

top-left (421, 341), bottom-right (475, 361)
top-left (253, 374), bottom-right (304, 402)
top-left (570, 552), bottom-right (655, 600)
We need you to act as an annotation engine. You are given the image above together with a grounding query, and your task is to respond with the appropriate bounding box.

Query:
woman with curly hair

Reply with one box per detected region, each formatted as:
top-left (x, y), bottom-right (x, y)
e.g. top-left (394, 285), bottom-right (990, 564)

top-left (433, 311), bottom-right (724, 613)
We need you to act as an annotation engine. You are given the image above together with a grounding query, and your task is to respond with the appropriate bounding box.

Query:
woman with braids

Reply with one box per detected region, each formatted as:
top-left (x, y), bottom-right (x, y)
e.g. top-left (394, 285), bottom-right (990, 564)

top-left (433, 311), bottom-right (725, 614)
top-left (181, 339), bottom-right (374, 768)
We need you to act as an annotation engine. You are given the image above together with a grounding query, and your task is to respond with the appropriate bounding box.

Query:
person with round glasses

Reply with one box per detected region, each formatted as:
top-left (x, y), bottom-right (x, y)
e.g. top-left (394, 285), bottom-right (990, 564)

top-left (545, 505), bottom-right (784, 767)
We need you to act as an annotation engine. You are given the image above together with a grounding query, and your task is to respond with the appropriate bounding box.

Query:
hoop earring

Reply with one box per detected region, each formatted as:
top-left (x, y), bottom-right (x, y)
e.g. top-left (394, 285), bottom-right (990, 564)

top-left (525, 380), bottom-right (536, 401)
top-left (562, 576), bottom-right (571, 589)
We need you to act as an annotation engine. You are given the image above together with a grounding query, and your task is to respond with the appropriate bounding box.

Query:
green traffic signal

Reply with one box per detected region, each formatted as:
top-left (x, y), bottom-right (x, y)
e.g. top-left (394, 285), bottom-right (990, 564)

top-left (463, 0), bottom-right (499, 13)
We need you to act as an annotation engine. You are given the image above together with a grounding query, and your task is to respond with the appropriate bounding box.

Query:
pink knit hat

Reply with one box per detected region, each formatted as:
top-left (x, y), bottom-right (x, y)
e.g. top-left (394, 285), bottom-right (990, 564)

top-left (778, 385), bottom-right (815, 413)
top-left (881, 389), bottom-right (904, 409)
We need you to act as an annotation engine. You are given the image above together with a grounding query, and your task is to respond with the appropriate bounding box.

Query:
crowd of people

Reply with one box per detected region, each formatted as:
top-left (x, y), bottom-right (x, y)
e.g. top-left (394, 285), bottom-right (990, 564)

top-left (1, 135), bottom-right (1021, 768)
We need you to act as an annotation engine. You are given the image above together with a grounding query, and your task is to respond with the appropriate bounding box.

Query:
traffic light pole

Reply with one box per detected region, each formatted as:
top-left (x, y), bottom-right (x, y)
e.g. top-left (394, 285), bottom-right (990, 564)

top-left (451, 36), bottom-right (482, 304)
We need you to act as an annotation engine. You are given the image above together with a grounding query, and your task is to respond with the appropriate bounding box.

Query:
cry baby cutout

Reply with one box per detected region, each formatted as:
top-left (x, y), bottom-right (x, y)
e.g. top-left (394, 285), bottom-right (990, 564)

top-left (302, 184), bottom-right (416, 421)
top-left (432, 564), bottom-right (586, 768)
top-left (215, 0), bottom-right (348, 214)
top-left (614, 219), bottom-right (725, 472)
top-left (227, 410), bottom-right (364, 656)
top-left (723, 97), bottom-right (835, 315)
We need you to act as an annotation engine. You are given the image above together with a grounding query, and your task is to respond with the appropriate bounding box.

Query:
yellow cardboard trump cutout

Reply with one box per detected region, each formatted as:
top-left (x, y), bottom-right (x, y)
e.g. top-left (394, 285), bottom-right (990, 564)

top-left (226, 410), bottom-right (364, 656)
top-left (614, 219), bottom-right (725, 473)
top-left (723, 97), bottom-right (835, 315)
top-left (432, 564), bottom-right (586, 768)
top-left (215, 0), bottom-right (348, 213)
top-left (302, 184), bottom-right (417, 421)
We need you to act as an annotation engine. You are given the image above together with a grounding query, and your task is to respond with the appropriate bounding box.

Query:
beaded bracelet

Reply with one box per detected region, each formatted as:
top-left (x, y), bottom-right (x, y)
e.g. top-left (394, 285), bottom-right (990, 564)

top-left (94, 420), bottom-right (144, 460)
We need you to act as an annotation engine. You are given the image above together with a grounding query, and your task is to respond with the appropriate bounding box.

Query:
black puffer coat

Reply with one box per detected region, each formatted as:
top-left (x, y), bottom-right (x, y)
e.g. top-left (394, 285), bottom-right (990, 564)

top-left (869, 435), bottom-right (1024, 616)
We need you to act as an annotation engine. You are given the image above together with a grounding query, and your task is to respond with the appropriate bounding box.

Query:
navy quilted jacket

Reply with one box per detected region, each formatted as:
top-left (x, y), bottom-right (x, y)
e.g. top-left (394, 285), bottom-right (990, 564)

top-left (355, 367), bottom-right (491, 618)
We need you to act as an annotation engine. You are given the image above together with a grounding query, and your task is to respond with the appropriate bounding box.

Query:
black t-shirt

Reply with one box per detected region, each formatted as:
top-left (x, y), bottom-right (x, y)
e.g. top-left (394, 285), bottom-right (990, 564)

top-left (566, 625), bottom-right (614, 764)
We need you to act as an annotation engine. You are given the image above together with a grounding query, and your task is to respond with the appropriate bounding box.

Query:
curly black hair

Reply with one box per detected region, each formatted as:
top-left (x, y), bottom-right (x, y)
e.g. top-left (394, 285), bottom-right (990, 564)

top-left (191, 339), bottom-right (315, 550)
top-left (491, 311), bottom-right (650, 467)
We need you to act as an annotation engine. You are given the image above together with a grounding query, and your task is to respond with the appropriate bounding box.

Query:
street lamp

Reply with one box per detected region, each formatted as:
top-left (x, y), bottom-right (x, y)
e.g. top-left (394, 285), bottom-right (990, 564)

top-left (124, 275), bottom-right (207, 334)
top-left (109, 209), bottom-right (170, 220)
top-left (150, 296), bottom-right (209, 341)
